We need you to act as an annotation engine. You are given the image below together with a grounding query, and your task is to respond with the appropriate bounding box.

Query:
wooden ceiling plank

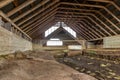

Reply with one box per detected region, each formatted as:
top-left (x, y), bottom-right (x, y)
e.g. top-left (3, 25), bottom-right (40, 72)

top-left (24, 10), bottom-right (57, 32)
top-left (22, 8), bottom-right (57, 28)
top-left (79, 21), bottom-right (101, 38)
top-left (28, 15), bottom-right (56, 35)
top-left (57, 17), bottom-right (105, 37)
top-left (28, 17), bottom-right (55, 35)
top-left (65, 22), bottom-right (88, 40)
top-left (0, 0), bottom-right (14, 8)
top-left (26, 15), bottom-right (55, 34)
top-left (75, 24), bottom-right (92, 40)
top-left (56, 15), bottom-right (107, 37)
top-left (7, 0), bottom-right (35, 17)
top-left (18, 0), bottom-right (60, 27)
top-left (57, 11), bottom-right (116, 35)
top-left (97, 11), bottom-right (120, 31)
top-left (64, 17), bottom-right (98, 38)
top-left (77, 23), bottom-right (95, 39)
top-left (57, 12), bottom-right (112, 36)
top-left (64, 19), bottom-right (91, 40)
top-left (60, 2), bottom-right (120, 23)
top-left (91, 14), bottom-right (117, 35)
top-left (13, 0), bottom-right (22, 14)
top-left (88, 0), bottom-right (120, 11)
top-left (31, 20), bottom-right (56, 38)
top-left (58, 7), bottom-right (120, 32)
top-left (13, 0), bottom-right (50, 22)
top-left (80, 20), bottom-right (103, 38)
top-left (0, 10), bottom-right (31, 40)
top-left (32, 21), bottom-right (56, 38)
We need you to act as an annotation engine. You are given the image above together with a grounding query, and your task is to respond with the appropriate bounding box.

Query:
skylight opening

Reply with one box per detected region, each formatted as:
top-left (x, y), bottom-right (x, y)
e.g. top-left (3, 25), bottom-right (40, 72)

top-left (63, 27), bottom-right (76, 37)
top-left (45, 26), bottom-right (59, 37)
top-left (47, 38), bottom-right (63, 46)
top-left (45, 22), bottom-right (76, 38)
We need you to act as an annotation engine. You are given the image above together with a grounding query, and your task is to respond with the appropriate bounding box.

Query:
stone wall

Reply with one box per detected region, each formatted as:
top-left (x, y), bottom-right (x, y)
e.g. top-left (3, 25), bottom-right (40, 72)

top-left (32, 43), bottom-right (43, 50)
top-left (103, 35), bottom-right (120, 48)
top-left (87, 42), bottom-right (103, 49)
top-left (0, 26), bottom-right (32, 55)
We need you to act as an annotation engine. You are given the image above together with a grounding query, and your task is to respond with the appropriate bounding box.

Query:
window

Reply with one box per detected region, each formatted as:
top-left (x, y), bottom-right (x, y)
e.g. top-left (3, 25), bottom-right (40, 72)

top-left (63, 27), bottom-right (76, 37)
top-left (47, 38), bottom-right (63, 46)
top-left (68, 45), bottom-right (82, 50)
top-left (45, 22), bottom-right (76, 38)
top-left (45, 26), bottom-right (59, 37)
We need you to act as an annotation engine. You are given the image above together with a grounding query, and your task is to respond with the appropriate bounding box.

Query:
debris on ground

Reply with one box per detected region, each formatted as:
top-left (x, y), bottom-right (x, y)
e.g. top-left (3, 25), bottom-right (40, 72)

top-left (0, 50), bottom-right (97, 80)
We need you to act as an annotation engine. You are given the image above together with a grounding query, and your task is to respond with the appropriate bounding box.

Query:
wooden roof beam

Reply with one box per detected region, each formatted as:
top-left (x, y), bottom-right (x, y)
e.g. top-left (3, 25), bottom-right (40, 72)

top-left (24, 9), bottom-right (57, 32)
top-left (18, 0), bottom-right (60, 27)
top-left (7, 0), bottom-right (36, 17)
top-left (56, 17), bottom-right (105, 37)
top-left (79, 21), bottom-right (101, 38)
top-left (0, 10), bottom-right (31, 40)
top-left (0, 0), bottom-right (14, 8)
top-left (31, 21), bottom-right (57, 38)
top-left (55, 15), bottom-right (107, 37)
top-left (79, 20), bottom-right (102, 38)
top-left (87, 0), bottom-right (120, 11)
top-left (77, 23), bottom-right (95, 39)
top-left (26, 15), bottom-right (55, 34)
top-left (56, 12), bottom-right (113, 36)
top-left (60, 2), bottom-right (120, 23)
top-left (13, 0), bottom-right (22, 14)
top-left (59, 18), bottom-right (99, 39)
top-left (13, 0), bottom-right (50, 22)
top-left (28, 15), bottom-right (56, 35)
top-left (65, 22), bottom-right (88, 40)
top-left (63, 18), bottom-right (92, 40)
top-left (56, 13), bottom-right (111, 36)
top-left (58, 7), bottom-right (120, 31)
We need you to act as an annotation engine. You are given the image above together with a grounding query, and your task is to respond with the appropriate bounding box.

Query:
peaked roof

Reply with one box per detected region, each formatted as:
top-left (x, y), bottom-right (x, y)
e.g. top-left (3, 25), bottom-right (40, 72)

top-left (0, 0), bottom-right (120, 41)
top-left (45, 27), bottom-right (76, 40)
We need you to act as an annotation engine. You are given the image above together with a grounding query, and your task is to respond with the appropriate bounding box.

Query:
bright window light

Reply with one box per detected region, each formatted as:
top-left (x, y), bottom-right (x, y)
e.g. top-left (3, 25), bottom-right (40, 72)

top-left (47, 38), bottom-right (63, 46)
top-left (68, 45), bottom-right (82, 50)
top-left (45, 26), bottom-right (59, 37)
top-left (63, 27), bottom-right (76, 37)
top-left (45, 22), bottom-right (76, 38)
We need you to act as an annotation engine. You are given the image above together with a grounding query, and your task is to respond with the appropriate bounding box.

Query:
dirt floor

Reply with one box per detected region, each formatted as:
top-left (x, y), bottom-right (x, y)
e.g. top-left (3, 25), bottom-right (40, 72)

top-left (0, 51), bottom-right (97, 80)
top-left (56, 54), bottom-right (120, 80)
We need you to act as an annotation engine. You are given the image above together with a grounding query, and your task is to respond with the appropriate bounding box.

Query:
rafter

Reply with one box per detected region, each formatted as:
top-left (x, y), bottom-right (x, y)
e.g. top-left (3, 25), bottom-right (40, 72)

top-left (88, 0), bottom-right (120, 11)
top-left (18, 0), bottom-right (60, 27)
top-left (56, 13), bottom-right (111, 36)
top-left (65, 22), bottom-right (88, 40)
top-left (57, 17), bottom-right (106, 37)
top-left (57, 11), bottom-right (117, 35)
top-left (79, 21), bottom-right (101, 38)
top-left (79, 20), bottom-right (102, 38)
top-left (60, 17), bottom-right (99, 39)
top-left (0, 10), bottom-right (31, 40)
top-left (24, 9), bottom-right (58, 33)
top-left (60, 2), bottom-right (120, 22)
top-left (7, 0), bottom-right (35, 17)
top-left (31, 21), bottom-right (57, 38)
top-left (77, 23), bottom-right (95, 39)
top-left (28, 15), bottom-right (56, 35)
top-left (63, 18), bottom-right (92, 40)
top-left (58, 7), bottom-right (120, 31)
top-left (13, 0), bottom-right (22, 14)
top-left (13, 0), bottom-right (50, 22)
top-left (0, 0), bottom-right (14, 8)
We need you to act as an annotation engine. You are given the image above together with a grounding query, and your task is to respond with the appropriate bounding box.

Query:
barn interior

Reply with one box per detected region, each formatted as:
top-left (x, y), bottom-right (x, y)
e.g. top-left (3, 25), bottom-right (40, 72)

top-left (0, 0), bottom-right (120, 80)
